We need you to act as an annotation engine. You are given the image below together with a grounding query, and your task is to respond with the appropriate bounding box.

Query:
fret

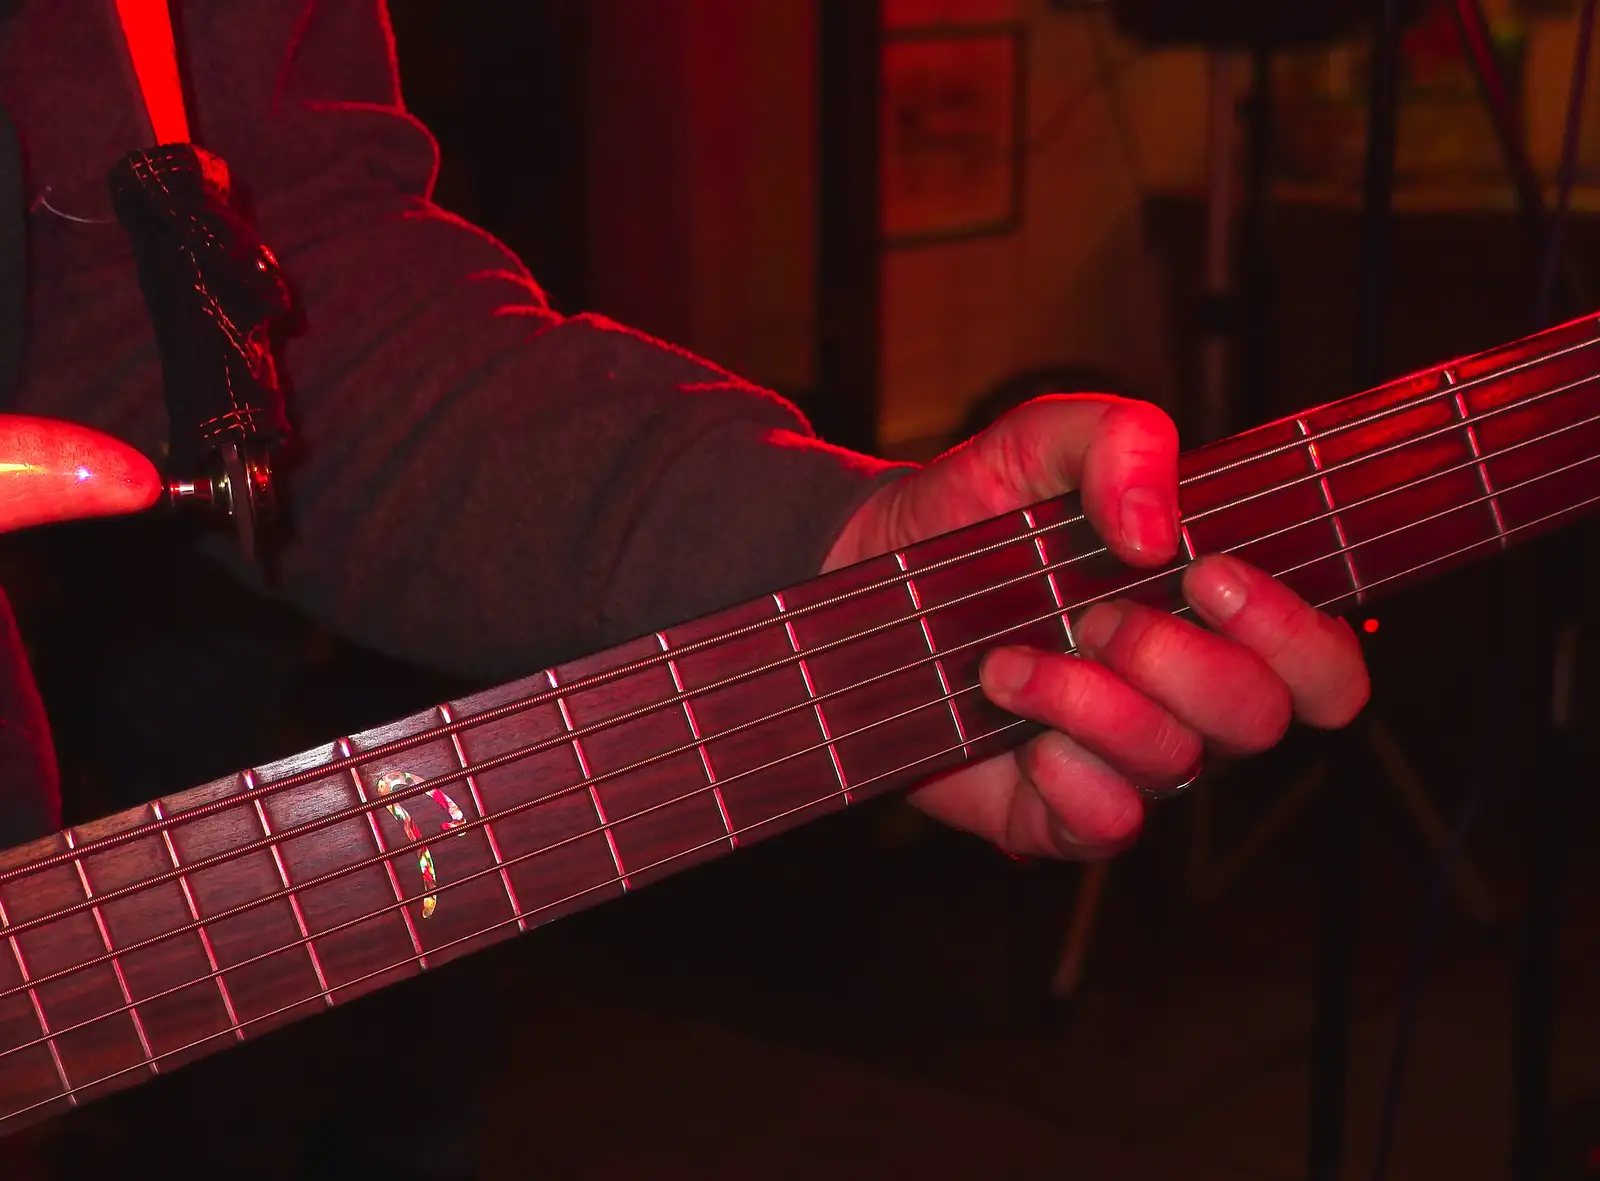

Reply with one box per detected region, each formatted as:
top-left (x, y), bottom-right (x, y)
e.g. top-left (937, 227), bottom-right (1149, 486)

top-left (1296, 417), bottom-right (1365, 603)
top-left (450, 674), bottom-right (625, 928)
top-left (1180, 419), bottom-right (1350, 607)
top-left (437, 703), bottom-right (526, 932)
top-left (337, 739), bottom-right (429, 970)
top-left (1457, 317), bottom-right (1600, 540)
top-left (61, 832), bottom-right (156, 1076)
top-left (1023, 507), bottom-right (1076, 650)
top-left (252, 792), bottom-right (333, 1008)
top-left (656, 632), bottom-right (738, 849)
top-left (555, 637), bottom-right (734, 888)
top-left (150, 802), bottom-right (243, 1040)
top-left (773, 591), bottom-right (852, 804)
top-left (1446, 370), bottom-right (1509, 548)
top-left (547, 667), bottom-right (631, 889)
top-left (896, 552), bottom-right (972, 759)
top-left (1302, 363), bottom-right (1509, 597)
top-left (891, 510), bottom-right (1068, 762)
top-left (782, 550), bottom-right (965, 786)
top-left (669, 595), bottom-right (851, 845)
top-left (0, 895), bottom-right (73, 1106)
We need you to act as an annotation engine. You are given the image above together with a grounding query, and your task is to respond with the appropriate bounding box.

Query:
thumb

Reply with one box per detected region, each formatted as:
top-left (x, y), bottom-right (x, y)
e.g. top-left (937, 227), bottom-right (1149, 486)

top-left (890, 395), bottom-right (1181, 566)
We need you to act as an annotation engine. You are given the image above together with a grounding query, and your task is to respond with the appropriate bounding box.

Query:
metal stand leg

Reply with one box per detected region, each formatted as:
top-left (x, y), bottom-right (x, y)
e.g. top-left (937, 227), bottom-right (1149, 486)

top-left (1512, 616), bottom-right (1580, 1181)
top-left (1309, 3), bottom-right (1406, 1178)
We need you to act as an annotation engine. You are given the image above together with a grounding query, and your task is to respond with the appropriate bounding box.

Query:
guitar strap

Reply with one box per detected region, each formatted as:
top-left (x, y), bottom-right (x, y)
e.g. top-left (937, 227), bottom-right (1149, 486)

top-left (111, 0), bottom-right (190, 147)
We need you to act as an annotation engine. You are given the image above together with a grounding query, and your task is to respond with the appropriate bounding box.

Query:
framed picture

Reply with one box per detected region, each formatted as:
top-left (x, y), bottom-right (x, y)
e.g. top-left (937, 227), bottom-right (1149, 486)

top-left (880, 24), bottom-right (1026, 247)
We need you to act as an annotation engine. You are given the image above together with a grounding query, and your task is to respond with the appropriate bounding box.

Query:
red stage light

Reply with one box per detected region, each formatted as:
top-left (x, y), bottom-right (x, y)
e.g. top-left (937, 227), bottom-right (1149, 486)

top-left (1362, 618), bottom-right (1380, 634)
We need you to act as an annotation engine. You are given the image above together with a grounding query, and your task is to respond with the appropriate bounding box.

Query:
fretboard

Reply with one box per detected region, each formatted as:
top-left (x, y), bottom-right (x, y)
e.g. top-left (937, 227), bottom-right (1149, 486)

top-left (5, 312), bottom-right (1600, 1131)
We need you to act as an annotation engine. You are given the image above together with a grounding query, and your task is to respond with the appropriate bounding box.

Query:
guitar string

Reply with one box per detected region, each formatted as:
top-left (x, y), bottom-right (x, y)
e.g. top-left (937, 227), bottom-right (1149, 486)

top-left (0, 716), bottom-right (1029, 1123)
top-left (4, 473), bottom-right (1596, 1117)
top-left (0, 458), bottom-right (1595, 1037)
top-left (4, 343), bottom-right (1598, 899)
top-left (5, 329), bottom-right (1597, 890)
top-left (4, 392), bottom-right (1598, 979)
top-left (1, 392), bottom-right (1598, 967)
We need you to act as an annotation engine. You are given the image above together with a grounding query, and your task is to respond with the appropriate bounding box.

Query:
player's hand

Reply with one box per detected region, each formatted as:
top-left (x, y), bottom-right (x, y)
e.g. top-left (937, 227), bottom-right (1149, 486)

top-left (823, 395), bottom-right (1370, 860)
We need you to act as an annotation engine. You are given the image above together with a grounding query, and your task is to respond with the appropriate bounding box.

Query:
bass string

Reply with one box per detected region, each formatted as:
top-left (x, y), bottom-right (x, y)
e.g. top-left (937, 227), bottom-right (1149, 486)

top-left (8, 346), bottom-right (1599, 912)
top-left (3, 390), bottom-right (1599, 952)
top-left (5, 466), bottom-right (1595, 1108)
top-left (3, 455), bottom-right (1597, 1018)
top-left (3, 331), bottom-right (1596, 887)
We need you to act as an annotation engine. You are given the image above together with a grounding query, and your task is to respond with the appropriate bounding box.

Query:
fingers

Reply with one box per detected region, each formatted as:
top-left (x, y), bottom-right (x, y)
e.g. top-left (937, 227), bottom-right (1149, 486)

top-left (1016, 734), bottom-right (1145, 857)
top-left (1070, 599), bottom-right (1295, 756)
top-left (981, 646), bottom-right (1202, 787)
top-left (979, 556), bottom-right (1369, 804)
top-left (908, 735), bottom-right (1145, 859)
top-left (889, 395), bottom-right (1182, 567)
top-left (1182, 554), bottom-right (1371, 729)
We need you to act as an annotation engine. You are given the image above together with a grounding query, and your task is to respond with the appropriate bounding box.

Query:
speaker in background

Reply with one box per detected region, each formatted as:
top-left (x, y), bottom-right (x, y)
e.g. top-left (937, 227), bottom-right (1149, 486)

top-left (1107, 0), bottom-right (1422, 49)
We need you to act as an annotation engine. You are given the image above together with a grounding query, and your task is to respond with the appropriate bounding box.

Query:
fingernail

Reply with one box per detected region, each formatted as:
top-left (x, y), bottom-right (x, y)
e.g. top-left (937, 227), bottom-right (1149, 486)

top-left (982, 646), bottom-right (1035, 696)
top-left (1051, 817), bottom-right (1089, 854)
top-left (1073, 601), bottom-right (1126, 657)
top-left (1188, 554), bottom-right (1251, 624)
top-left (1119, 487), bottom-right (1176, 558)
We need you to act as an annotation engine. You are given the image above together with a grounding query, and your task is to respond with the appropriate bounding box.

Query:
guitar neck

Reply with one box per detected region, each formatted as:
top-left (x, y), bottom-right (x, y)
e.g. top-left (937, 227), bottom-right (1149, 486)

top-left (4, 312), bottom-right (1600, 1131)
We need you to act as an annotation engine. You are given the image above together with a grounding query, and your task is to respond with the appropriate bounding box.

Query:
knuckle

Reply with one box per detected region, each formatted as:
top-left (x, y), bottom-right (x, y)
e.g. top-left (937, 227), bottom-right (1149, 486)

top-left (1019, 729), bottom-right (1074, 787)
top-left (1235, 681), bottom-right (1294, 753)
top-left (1044, 658), bottom-right (1101, 724)
top-left (1108, 608), bottom-right (1179, 685)
top-left (1149, 719), bottom-right (1203, 777)
top-left (1110, 398), bottom-right (1179, 457)
top-left (1248, 681), bottom-right (1299, 745)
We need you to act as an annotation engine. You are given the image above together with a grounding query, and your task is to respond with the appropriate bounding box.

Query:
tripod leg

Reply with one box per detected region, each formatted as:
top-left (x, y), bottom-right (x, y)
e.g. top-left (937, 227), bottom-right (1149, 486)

top-left (1364, 717), bottom-right (1497, 925)
top-left (1511, 616), bottom-right (1580, 1181)
top-left (1050, 860), bottom-right (1110, 1000)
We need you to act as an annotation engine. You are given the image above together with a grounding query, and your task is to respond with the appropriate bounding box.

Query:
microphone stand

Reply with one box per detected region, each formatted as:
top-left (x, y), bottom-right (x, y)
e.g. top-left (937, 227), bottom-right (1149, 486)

top-left (1307, 5), bottom-right (1407, 1180)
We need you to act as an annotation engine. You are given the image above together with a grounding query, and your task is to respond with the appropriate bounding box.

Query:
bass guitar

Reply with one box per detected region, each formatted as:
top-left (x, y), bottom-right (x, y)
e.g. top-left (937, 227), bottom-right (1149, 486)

top-left (3, 312), bottom-right (1600, 1132)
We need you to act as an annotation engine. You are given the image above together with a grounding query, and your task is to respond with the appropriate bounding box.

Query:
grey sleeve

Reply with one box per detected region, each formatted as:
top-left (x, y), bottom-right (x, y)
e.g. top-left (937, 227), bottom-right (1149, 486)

top-left (208, 222), bottom-right (907, 682)
top-left (10, 0), bottom-right (910, 683)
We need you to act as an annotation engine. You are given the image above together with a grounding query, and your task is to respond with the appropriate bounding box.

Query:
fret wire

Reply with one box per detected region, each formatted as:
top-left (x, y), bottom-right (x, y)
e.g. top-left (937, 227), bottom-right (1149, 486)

top-left (1180, 320), bottom-right (1600, 491)
top-left (8, 413), bottom-right (1600, 985)
top-left (547, 667), bottom-right (630, 890)
top-left (2, 328), bottom-right (1595, 1118)
top-left (1312, 486), bottom-right (1600, 610)
top-left (1297, 418), bottom-right (1364, 603)
top-left (774, 591), bottom-right (853, 805)
top-left (0, 715), bottom-right (1029, 1123)
top-left (898, 552), bottom-right (971, 759)
top-left (1182, 357), bottom-right (1600, 529)
top-left (1448, 370), bottom-right (1511, 548)
top-left (252, 786), bottom-right (334, 1008)
top-left (9, 449), bottom-right (1591, 1090)
top-left (151, 801), bottom-right (243, 1041)
top-left (657, 633), bottom-right (737, 849)
top-left (0, 670), bottom-right (1011, 1024)
top-left (0, 893), bottom-right (73, 1104)
top-left (339, 739), bottom-right (428, 969)
top-left (9, 343), bottom-right (1599, 889)
top-left (438, 704), bottom-right (526, 933)
top-left (4, 461), bottom-right (1596, 1073)
top-left (62, 830), bottom-right (157, 1075)
top-left (1024, 507), bottom-right (1077, 651)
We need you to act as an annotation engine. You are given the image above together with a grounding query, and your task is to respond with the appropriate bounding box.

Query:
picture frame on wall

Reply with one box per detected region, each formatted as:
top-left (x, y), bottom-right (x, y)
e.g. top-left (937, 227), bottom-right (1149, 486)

top-left (880, 23), bottom-right (1027, 247)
